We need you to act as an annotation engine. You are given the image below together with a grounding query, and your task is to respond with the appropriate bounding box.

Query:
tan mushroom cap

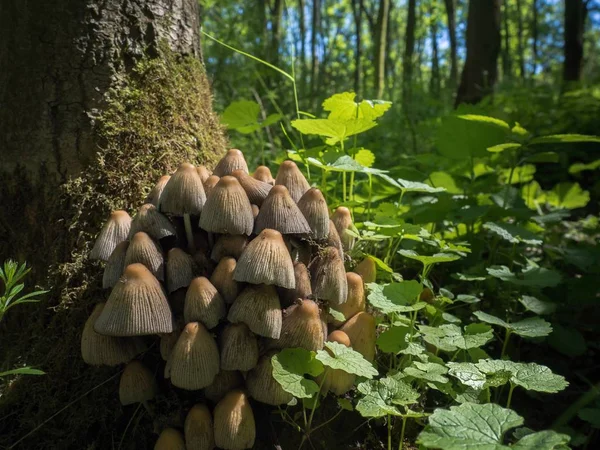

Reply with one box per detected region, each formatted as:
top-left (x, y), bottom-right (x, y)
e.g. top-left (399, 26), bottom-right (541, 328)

top-left (213, 390), bottom-right (256, 450)
top-left (297, 188), bottom-right (329, 240)
top-left (160, 323), bottom-right (181, 362)
top-left (269, 299), bottom-right (325, 351)
top-left (309, 246), bottom-right (348, 306)
top-left (231, 169), bottom-right (273, 207)
top-left (90, 210), bottom-right (132, 261)
top-left (119, 360), bottom-right (157, 406)
top-left (220, 323), bottom-right (259, 371)
top-left (210, 257), bottom-right (240, 304)
top-left (154, 428), bottom-right (186, 450)
top-left (94, 263), bottom-right (173, 336)
top-left (203, 175), bottom-right (220, 198)
top-left (196, 165), bottom-right (211, 183)
top-left (185, 404), bottom-right (215, 450)
top-left (160, 163), bottom-right (206, 215)
top-left (184, 277), bottom-right (226, 329)
top-left (199, 176), bottom-right (253, 235)
top-left (102, 241), bottom-right (129, 289)
top-left (145, 175), bottom-right (171, 207)
top-left (210, 235), bottom-right (248, 262)
top-left (228, 284), bottom-right (282, 339)
top-left (331, 206), bottom-right (355, 251)
top-left (251, 204), bottom-right (259, 218)
top-left (213, 149), bottom-right (249, 177)
top-left (246, 351), bottom-right (294, 406)
top-left (129, 203), bottom-right (176, 241)
top-left (254, 185), bottom-right (311, 235)
top-left (279, 262), bottom-right (312, 307)
top-left (124, 231), bottom-right (164, 280)
top-left (167, 321), bottom-right (220, 390)
top-left (275, 160), bottom-right (311, 202)
top-left (331, 272), bottom-right (365, 326)
top-left (166, 248), bottom-right (195, 293)
top-left (233, 229), bottom-right (295, 289)
top-left (253, 165), bottom-right (274, 185)
top-left (317, 330), bottom-right (356, 395)
top-left (81, 303), bottom-right (146, 366)
top-left (355, 256), bottom-right (377, 283)
top-left (326, 219), bottom-right (344, 259)
top-left (340, 311), bottom-right (376, 362)
top-left (204, 370), bottom-right (244, 403)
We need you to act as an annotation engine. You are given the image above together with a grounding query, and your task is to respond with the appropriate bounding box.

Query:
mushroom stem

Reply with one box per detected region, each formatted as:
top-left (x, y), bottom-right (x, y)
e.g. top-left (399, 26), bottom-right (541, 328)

top-left (183, 213), bottom-right (196, 253)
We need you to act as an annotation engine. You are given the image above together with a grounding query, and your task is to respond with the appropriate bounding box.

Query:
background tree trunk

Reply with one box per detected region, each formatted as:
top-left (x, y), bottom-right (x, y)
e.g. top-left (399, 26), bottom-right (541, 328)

top-left (374, 0), bottom-right (390, 98)
top-left (352, 0), bottom-right (364, 97)
top-left (563, 0), bottom-right (588, 84)
top-left (455, 0), bottom-right (501, 106)
top-left (502, 0), bottom-right (512, 78)
top-left (443, 0), bottom-right (458, 86)
top-left (402, 0), bottom-right (417, 103)
top-left (516, 0), bottom-right (525, 78)
top-left (310, 0), bottom-right (321, 102)
top-left (430, 3), bottom-right (441, 97)
top-left (532, 0), bottom-right (539, 76)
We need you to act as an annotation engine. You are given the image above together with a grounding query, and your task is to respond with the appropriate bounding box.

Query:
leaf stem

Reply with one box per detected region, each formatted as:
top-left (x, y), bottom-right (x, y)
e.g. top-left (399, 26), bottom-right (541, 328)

top-left (387, 414), bottom-right (392, 450)
top-left (506, 382), bottom-right (516, 409)
top-left (501, 329), bottom-right (512, 359)
top-left (398, 416), bottom-right (408, 450)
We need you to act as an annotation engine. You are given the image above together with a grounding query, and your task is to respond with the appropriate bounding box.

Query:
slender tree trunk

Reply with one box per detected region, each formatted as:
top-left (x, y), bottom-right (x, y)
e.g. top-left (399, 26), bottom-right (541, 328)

top-left (298, 0), bottom-right (306, 90)
top-left (403, 0), bottom-right (417, 103)
top-left (455, 0), bottom-right (502, 106)
top-left (430, 3), bottom-right (441, 97)
top-left (271, 0), bottom-right (284, 68)
top-left (443, 0), bottom-right (458, 86)
top-left (516, 0), bottom-right (525, 78)
top-left (563, 0), bottom-right (588, 84)
top-left (310, 0), bottom-right (321, 101)
top-left (502, 0), bottom-right (512, 78)
top-left (351, 0), bottom-right (364, 97)
top-left (374, 0), bottom-right (391, 98)
top-left (532, 0), bottom-right (539, 76)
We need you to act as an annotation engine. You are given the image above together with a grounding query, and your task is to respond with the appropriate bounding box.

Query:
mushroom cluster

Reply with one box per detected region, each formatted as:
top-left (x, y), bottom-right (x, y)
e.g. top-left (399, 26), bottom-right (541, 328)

top-left (82, 149), bottom-right (377, 449)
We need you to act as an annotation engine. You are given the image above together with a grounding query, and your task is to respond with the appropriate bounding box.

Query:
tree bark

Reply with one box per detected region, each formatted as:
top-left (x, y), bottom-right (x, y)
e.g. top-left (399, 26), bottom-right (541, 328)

top-left (430, 3), bottom-right (441, 96)
top-left (502, 0), bottom-right (512, 78)
top-left (351, 0), bottom-right (364, 98)
top-left (532, 0), bottom-right (539, 76)
top-left (402, 0), bottom-right (417, 103)
top-left (270, 0), bottom-right (284, 68)
top-left (298, 0), bottom-right (307, 90)
top-left (310, 0), bottom-right (321, 101)
top-left (516, 0), bottom-right (525, 78)
top-left (455, 0), bottom-right (501, 106)
top-left (374, 0), bottom-right (390, 98)
top-left (563, 0), bottom-right (588, 84)
top-left (443, 0), bottom-right (458, 86)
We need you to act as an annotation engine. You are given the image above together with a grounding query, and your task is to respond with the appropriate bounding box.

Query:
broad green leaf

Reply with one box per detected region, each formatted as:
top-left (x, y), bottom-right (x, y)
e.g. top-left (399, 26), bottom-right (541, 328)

top-left (417, 402), bottom-right (523, 450)
top-left (323, 92), bottom-right (392, 121)
top-left (328, 308), bottom-right (345, 323)
top-left (529, 134), bottom-right (600, 145)
top-left (221, 100), bottom-right (260, 129)
top-left (398, 250), bottom-right (461, 266)
top-left (396, 178), bottom-right (446, 193)
top-left (316, 341), bottom-right (377, 378)
top-left (488, 143), bottom-right (522, 153)
top-left (291, 118), bottom-right (377, 145)
top-left (483, 222), bottom-right (542, 245)
top-left (377, 325), bottom-right (410, 354)
top-left (0, 367), bottom-right (45, 377)
top-left (428, 171), bottom-right (462, 194)
top-left (569, 159), bottom-right (600, 174)
top-left (354, 148), bottom-right (376, 167)
top-left (420, 324), bottom-right (493, 352)
top-left (500, 165), bottom-right (536, 185)
top-left (271, 348), bottom-right (323, 398)
top-left (546, 182), bottom-right (590, 209)
top-left (512, 430), bottom-right (571, 449)
top-left (356, 376), bottom-right (418, 418)
top-left (486, 265), bottom-right (562, 288)
top-left (475, 360), bottom-right (568, 393)
top-left (455, 294), bottom-right (481, 304)
top-left (518, 296), bottom-right (557, 315)
top-left (578, 408), bottom-right (600, 428)
top-left (521, 181), bottom-right (547, 210)
top-left (548, 324), bottom-right (587, 357)
top-left (447, 362), bottom-right (488, 390)
top-left (453, 273), bottom-right (487, 282)
top-left (367, 283), bottom-right (427, 314)
top-left (404, 361), bottom-right (449, 384)
top-left (337, 397), bottom-right (354, 411)
top-left (473, 312), bottom-right (552, 338)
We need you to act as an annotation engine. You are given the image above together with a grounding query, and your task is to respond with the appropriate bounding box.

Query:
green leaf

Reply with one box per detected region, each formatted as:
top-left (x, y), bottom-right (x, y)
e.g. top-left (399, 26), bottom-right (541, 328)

top-left (447, 362), bottom-right (488, 390)
top-left (473, 312), bottom-right (552, 338)
top-left (428, 172), bottom-right (462, 194)
top-left (546, 182), bottom-right (590, 209)
top-left (271, 349), bottom-right (323, 399)
top-left (500, 165), bottom-right (537, 185)
top-left (404, 362), bottom-right (449, 384)
top-left (578, 408), bottom-right (600, 428)
top-left (322, 92), bottom-right (392, 121)
top-left (483, 222), bottom-right (542, 245)
top-left (529, 134), bottom-right (600, 145)
top-left (419, 324), bottom-right (493, 352)
top-left (354, 148), bottom-right (376, 167)
top-left (0, 367), bottom-right (45, 377)
top-left (569, 159), bottom-right (600, 174)
top-left (524, 152), bottom-right (560, 163)
top-left (337, 397), bottom-right (354, 411)
top-left (475, 360), bottom-right (568, 393)
top-left (396, 178), bottom-right (446, 193)
top-left (488, 143), bottom-right (522, 153)
top-left (328, 307), bottom-right (345, 323)
top-left (398, 250), bottom-right (461, 266)
top-left (316, 341), bottom-right (378, 378)
top-left (512, 430), bottom-right (571, 449)
top-left (548, 324), bottom-right (587, 357)
top-left (291, 118), bottom-right (377, 145)
top-left (518, 296), bottom-right (557, 315)
top-left (367, 283), bottom-right (427, 314)
top-left (377, 325), bottom-right (410, 354)
top-left (356, 377), bottom-right (419, 418)
top-left (486, 265), bottom-right (562, 287)
top-left (417, 402), bottom-right (523, 450)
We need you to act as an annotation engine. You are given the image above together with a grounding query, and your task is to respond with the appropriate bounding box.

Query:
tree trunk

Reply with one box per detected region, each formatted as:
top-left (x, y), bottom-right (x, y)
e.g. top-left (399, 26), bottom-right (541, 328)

top-left (532, 0), bottom-right (539, 76)
top-left (563, 0), bottom-right (588, 84)
top-left (271, 0), bottom-right (284, 69)
top-left (402, 0), bottom-right (417, 103)
top-left (310, 0), bottom-right (321, 101)
top-left (430, 3), bottom-right (441, 97)
top-left (351, 0), bottom-right (364, 98)
top-left (298, 0), bottom-right (307, 92)
top-left (455, 0), bottom-right (501, 106)
top-left (443, 0), bottom-right (458, 86)
top-left (374, 0), bottom-right (391, 98)
top-left (516, 0), bottom-right (525, 78)
top-left (502, 0), bottom-right (512, 78)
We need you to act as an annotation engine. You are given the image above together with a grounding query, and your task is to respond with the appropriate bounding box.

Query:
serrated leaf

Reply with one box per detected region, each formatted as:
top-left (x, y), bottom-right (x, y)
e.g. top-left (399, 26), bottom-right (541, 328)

top-left (377, 325), bottom-right (410, 354)
top-left (354, 148), bottom-right (376, 167)
top-left (529, 134), bottom-right (600, 145)
top-left (483, 222), bottom-right (542, 245)
top-left (291, 118), bottom-right (377, 145)
top-left (512, 430), bottom-right (571, 449)
top-left (447, 362), bottom-right (488, 390)
top-left (367, 283), bottom-right (427, 314)
top-left (398, 250), bottom-right (461, 266)
top-left (405, 362), bottom-right (449, 384)
top-left (328, 307), bottom-right (345, 323)
top-left (428, 171), bottom-right (462, 194)
top-left (518, 296), bottom-right (557, 315)
top-left (488, 143), bottom-right (522, 153)
top-left (271, 349), bottom-right (323, 399)
top-left (396, 178), bottom-right (446, 193)
top-left (419, 324), bottom-right (493, 352)
top-left (547, 182), bottom-right (590, 209)
top-left (475, 360), bottom-right (568, 393)
top-left (316, 341), bottom-right (377, 378)
top-left (323, 92), bottom-right (392, 121)
top-left (473, 312), bottom-right (552, 338)
top-left (337, 397), bottom-right (354, 411)
top-left (356, 377), bottom-right (419, 418)
top-left (569, 159), bottom-right (600, 174)
top-left (486, 265), bottom-right (562, 287)
top-left (221, 100), bottom-right (260, 129)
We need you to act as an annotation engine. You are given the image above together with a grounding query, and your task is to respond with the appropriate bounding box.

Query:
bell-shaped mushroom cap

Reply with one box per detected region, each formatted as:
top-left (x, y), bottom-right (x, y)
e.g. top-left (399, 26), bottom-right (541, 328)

top-left (275, 160), bottom-right (310, 203)
top-left (220, 323), bottom-right (259, 371)
top-left (210, 235), bottom-right (248, 262)
top-left (124, 232), bottom-right (164, 280)
top-left (81, 303), bottom-right (146, 366)
top-left (204, 370), bottom-right (244, 403)
top-left (199, 176), bottom-right (253, 235)
top-left (146, 175), bottom-right (171, 207)
top-left (129, 203), bottom-right (176, 241)
top-left (185, 404), bottom-right (215, 450)
top-left (340, 311), bottom-right (376, 362)
top-left (309, 247), bottom-right (348, 306)
top-left (94, 263), bottom-right (173, 336)
top-left (166, 248), bottom-right (195, 293)
top-left (184, 277), bottom-right (226, 329)
top-left (119, 360), bottom-right (157, 406)
top-left (269, 299), bottom-right (325, 351)
top-left (154, 428), bottom-right (186, 450)
top-left (231, 169), bottom-right (273, 207)
top-left (297, 188), bottom-right (329, 240)
top-left (213, 149), bottom-right (249, 177)
top-left (279, 262), bottom-right (312, 307)
top-left (254, 185), bottom-right (311, 235)
top-left (331, 272), bottom-right (365, 326)
top-left (246, 351), bottom-right (294, 406)
top-left (233, 229), bottom-right (295, 289)
top-left (160, 163), bottom-right (206, 215)
top-left (210, 257), bottom-right (240, 304)
top-left (355, 256), bottom-right (376, 283)
top-left (90, 210), bottom-right (132, 261)
top-left (228, 284), bottom-right (282, 339)
top-left (213, 390), bottom-right (255, 450)
top-left (331, 206), bottom-right (355, 251)
top-left (160, 324), bottom-right (181, 362)
top-left (167, 321), bottom-right (220, 390)
top-left (196, 165), bottom-right (211, 183)
top-left (326, 219), bottom-right (344, 259)
top-left (317, 331), bottom-right (356, 395)
top-left (102, 241), bottom-right (129, 289)
top-left (203, 175), bottom-right (220, 198)
top-left (251, 204), bottom-right (259, 218)
top-left (253, 165), bottom-right (274, 185)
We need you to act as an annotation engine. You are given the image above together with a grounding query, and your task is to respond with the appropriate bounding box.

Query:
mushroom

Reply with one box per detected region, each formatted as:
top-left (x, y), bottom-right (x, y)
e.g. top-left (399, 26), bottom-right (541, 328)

top-left (94, 263), bottom-right (173, 336)
top-left (124, 231), bottom-right (164, 280)
top-left (316, 331), bottom-right (356, 395)
top-left (331, 206), bottom-right (355, 251)
top-left (210, 257), bottom-right (240, 304)
top-left (199, 176), bottom-right (253, 236)
top-left (233, 229), bottom-right (295, 289)
top-left (219, 323), bottom-right (259, 371)
top-left (227, 284), bottom-right (282, 339)
top-left (340, 311), bottom-right (376, 362)
top-left (355, 256), bottom-right (376, 283)
top-left (184, 277), bottom-right (226, 329)
top-left (90, 210), bottom-right (132, 261)
top-left (102, 241), bottom-right (129, 289)
top-left (278, 262), bottom-right (312, 308)
top-left (274, 160), bottom-right (310, 203)
top-left (213, 149), bottom-right (249, 177)
top-left (196, 165), bottom-right (211, 183)
top-left (204, 370), bottom-right (244, 403)
top-left (203, 175), bottom-right (220, 198)
top-left (254, 185), bottom-right (311, 235)
top-left (167, 321), bottom-right (220, 390)
top-left (326, 219), bottom-right (344, 260)
top-left (297, 188), bottom-right (329, 240)
top-left (160, 321), bottom-right (182, 362)
top-left (213, 390), bottom-right (256, 450)
top-left (210, 235), bottom-right (248, 262)
top-left (246, 351), bottom-right (294, 406)
top-left (166, 248), bottom-right (195, 293)
top-left (251, 204), bottom-right (259, 218)
top-left (129, 203), bottom-right (176, 241)
top-left (184, 404), bottom-right (215, 450)
top-left (145, 175), bottom-right (171, 208)
top-left (154, 428), bottom-right (186, 450)
top-left (253, 165), bottom-right (274, 185)
top-left (81, 303), bottom-right (146, 366)
top-left (119, 360), bottom-right (157, 413)
top-left (231, 169), bottom-right (273, 207)
top-left (268, 299), bottom-right (325, 351)
top-left (331, 272), bottom-right (365, 326)
top-left (309, 246), bottom-right (348, 306)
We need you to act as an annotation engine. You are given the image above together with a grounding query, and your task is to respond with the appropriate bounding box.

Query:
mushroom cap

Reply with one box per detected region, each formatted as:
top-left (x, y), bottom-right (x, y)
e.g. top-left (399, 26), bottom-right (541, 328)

top-left (145, 175), bottom-right (171, 207)
top-left (331, 206), bottom-right (355, 251)
top-left (213, 149), bottom-right (249, 177)
top-left (213, 390), bottom-right (256, 450)
top-left (331, 272), bottom-right (365, 326)
top-left (129, 203), bottom-right (177, 241)
top-left (274, 160), bottom-right (311, 202)
top-left (184, 277), bottom-right (226, 329)
top-left (184, 404), bottom-right (215, 450)
top-left (228, 284), bottom-right (282, 339)
top-left (90, 210), bottom-right (132, 261)
top-left (210, 257), bottom-right (240, 304)
top-left (81, 303), bottom-right (146, 366)
top-left (196, 165), bottom-right (211, 183)
top-left (203, 175), bottom-right (220, 198)
top-left (160, 163), bottom-right (206, 215)
top-left (94, 263), bottom-right (173, 336)
top-left (317, 330), bottom-right (355, 395)
top-left (297, 188), bottom-right (329, 240)
top-left (233, 229), bottom-right (295, 289)
top-left (154, 428), bottom-right (186, 450)
top-left (253, 165), bottom-right (274, 185)
top-left (309, 246), bottom-right (348, 306)
top-left (210, 235), bottom-right (248, 262)
top-left (254, 185), bottom-right (311, 235)
top-left (119, 360), bottom-right (157, 406)
top-left (268, 299), bottom-right (325, 351)
top-left (160, 324), bottom-right (181, 362)
top-left (124, 232), bottom-right (164, 280)
top-left (220, 323), bottom-right (259, 371)
top-left (167, 321), bottom-right (220, 390)
top-left (246, 351), bottom-right (294, 406)
top-left (231, 169), bottom-right (273, 207)
top-left (355, 256), bottom-right (377, 283)
top-left (326, 219), bottom-right (344, 259)
top-left (279, 262), bottom-right (312, 307)
top-left (204, 370), bottom-right (244, 403)
top-left (166, 248), bottom-right (195, 293)
top-left (102, 241), bottom-right (129, 289)
top-left (199, 176), bottom-right (254, 235)
top-left (251, 204), bottom-right (259, 218)
top-left (339, 311), bottom-right (376, 362)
